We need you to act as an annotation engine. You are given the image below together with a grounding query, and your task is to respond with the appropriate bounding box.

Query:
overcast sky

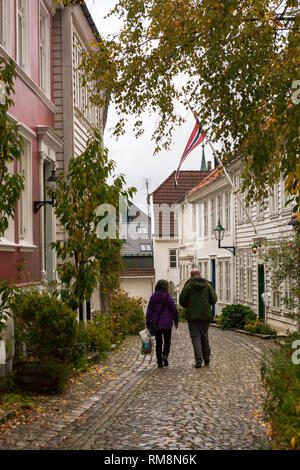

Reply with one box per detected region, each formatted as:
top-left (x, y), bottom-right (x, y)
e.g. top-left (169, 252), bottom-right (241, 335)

top-left (85, 0), bottom-right (215, 214)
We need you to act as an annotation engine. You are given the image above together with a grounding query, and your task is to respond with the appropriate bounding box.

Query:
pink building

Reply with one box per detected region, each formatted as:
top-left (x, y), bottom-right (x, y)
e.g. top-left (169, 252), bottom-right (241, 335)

top-left (0, 0), bottom-right (63, 374)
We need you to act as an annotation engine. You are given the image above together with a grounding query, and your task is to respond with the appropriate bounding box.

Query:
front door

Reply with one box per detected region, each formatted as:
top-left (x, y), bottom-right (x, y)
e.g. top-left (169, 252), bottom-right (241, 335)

top-left (258, 264), bottom-right (265, 321)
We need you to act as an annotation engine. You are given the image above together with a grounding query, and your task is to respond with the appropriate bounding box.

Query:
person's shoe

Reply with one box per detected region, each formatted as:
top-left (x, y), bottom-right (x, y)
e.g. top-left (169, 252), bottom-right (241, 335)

top-left (195, 362), bottom-right (202, 369)
top-left (204, 362), bottom-right (210, 367)
top-left (158, 363), bottom-right (163, 368)
top-left (163, 355), bottom-right (169, 367)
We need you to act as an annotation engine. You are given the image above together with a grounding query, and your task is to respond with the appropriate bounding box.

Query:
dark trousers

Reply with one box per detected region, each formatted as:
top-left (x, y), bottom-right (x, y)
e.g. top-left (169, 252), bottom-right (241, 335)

top-left (187, 320), bottom-right (210, 365)
top-left (155, 328), bottom-right (172, 365)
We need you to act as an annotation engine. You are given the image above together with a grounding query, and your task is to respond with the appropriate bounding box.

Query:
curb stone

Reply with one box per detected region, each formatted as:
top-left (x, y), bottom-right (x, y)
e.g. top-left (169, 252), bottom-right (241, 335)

top-left (210, 322), bottom-right (285, 340)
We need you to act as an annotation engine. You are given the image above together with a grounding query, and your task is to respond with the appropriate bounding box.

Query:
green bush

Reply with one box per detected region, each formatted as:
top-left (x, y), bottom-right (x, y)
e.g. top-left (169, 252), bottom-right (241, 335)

top-left (79, 313), bottom-right (112, 354)
top-left (219, 304), bottom-right (257, 330)
top-left (261, 333), bottom-right (300, 450)
top-left (244, 319), bottom-right (277, 336)
top-left (11, 287), bottom-right (80, 365)
top-left (109, 290), bottom-right (146, 343)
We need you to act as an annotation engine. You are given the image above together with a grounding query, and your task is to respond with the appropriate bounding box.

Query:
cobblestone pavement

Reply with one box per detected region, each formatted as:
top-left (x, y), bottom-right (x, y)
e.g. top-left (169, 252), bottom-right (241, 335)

top-left (0, 324), bottom-right (276, 450)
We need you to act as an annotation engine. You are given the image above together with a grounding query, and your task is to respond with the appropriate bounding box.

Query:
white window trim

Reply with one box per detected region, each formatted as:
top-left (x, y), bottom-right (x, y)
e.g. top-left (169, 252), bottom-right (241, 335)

top-left (281, 178), bottom-right (291, 213)
top-left (0, 0), bottom-right (11, 53)
top-left (225, 192), bottom-right (231, 233)
top-left (238, 252), bottom-right (245, 300)
top-left (256, 198), bottom-right (265, 220)
top-left (18, 133), bottom-right (33, 246)
top-left (210, 197), bottom-right (216, 237)
top-left (269, 183), bottom-right (279, 216)
top-left (236, 175), bottom-right (244, 224)
top-left (16, 0), bottom-right (31, 75)
top-left (169, 248), bottom-right (177, 268)
top-left (245, 252), bottom-right (253, 302)
top-left (39, 1), bottom-right (51, 98)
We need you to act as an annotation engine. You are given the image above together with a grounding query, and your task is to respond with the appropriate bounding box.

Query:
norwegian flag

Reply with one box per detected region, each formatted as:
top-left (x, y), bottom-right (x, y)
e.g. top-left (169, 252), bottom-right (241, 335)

top-left (174, 112), bottom-right (206, 187)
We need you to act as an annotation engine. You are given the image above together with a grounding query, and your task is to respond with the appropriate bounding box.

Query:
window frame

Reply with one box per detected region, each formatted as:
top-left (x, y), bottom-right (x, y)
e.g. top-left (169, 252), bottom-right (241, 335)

top-left (16, 0), bottom-right (30, 75)
top-left (18, 135), bottom-right (33, 246)
top-left (0, 0), bottom-right (11, 53)
top-left (169, 248), bottom-right (177, 268)
top-left (39, 1), bottom-right (51, 97)
top-left (225, 192), bottom-right (231, 232)
top-left (269, 183), bottom-right (279, 216)
top-left (245, 252), bottom-right (253, 302)
top-left (238, 252), bottom-right (245, 300)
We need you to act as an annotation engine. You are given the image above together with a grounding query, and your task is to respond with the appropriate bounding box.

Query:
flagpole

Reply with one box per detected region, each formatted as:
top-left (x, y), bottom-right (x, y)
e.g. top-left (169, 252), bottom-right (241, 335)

top-left (206, 137), bottom-right (258, 235)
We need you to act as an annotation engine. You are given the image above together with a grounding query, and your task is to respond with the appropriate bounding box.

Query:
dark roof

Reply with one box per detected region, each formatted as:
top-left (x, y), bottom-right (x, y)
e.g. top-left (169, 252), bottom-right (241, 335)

top-left (121, 201), bottom-right (152, 257)
top-left (78, 1), bottom-right (101, 41)
top-left (121, 239), bottom-right (152, 257)
top-left (151, 171), bottom-right (212, 205)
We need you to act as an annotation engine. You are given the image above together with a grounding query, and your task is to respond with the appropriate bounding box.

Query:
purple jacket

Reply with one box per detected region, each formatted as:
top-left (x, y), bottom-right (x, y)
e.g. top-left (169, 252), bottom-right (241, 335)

top-left (146, 292), bottom-right (178, 330)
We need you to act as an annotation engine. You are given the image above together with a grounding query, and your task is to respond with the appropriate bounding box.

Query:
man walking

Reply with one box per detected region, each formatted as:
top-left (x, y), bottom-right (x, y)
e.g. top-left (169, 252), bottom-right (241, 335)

top-left (179, 269), bottom-right (217, 368)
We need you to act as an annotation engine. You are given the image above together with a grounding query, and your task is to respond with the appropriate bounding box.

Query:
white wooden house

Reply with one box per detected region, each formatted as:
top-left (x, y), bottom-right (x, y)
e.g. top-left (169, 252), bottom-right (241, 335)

top-left (53, 1), bottom-right (108, 318)
top-left (176, 159), bottom-right (297, 333)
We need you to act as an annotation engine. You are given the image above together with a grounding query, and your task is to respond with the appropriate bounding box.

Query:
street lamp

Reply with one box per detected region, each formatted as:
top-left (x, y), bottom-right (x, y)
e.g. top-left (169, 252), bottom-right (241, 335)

top-left (34, 168), bottom-right (57, 214)
top-left (214, 220), bottom-right (236, 255)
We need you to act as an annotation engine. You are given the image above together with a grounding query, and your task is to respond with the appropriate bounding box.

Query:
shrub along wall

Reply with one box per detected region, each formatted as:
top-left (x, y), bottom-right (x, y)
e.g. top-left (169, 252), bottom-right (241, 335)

top-left (261, 333), bottom-right (300, 450)
top-left (7, 287), bottom-right (146, 394)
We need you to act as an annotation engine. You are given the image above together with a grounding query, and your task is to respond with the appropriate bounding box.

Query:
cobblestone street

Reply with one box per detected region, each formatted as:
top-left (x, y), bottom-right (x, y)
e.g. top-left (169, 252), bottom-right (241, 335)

top-left (0, 324), bottom-right (275, 451)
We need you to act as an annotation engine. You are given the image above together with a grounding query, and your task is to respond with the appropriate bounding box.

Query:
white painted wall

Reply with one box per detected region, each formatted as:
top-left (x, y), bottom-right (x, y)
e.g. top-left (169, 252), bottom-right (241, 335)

top-left (120, 277), bottom-right (155, 312)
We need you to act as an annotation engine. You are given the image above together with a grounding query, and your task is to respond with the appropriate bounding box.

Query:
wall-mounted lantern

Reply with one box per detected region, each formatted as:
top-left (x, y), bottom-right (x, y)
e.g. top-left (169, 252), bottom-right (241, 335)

top-left (214, 220), bottom-right (236, 255)
top-left (34, 168), bottom-right (57, 214)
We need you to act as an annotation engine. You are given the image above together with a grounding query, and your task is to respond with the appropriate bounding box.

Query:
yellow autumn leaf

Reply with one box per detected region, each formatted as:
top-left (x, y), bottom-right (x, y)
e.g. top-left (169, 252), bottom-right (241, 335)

top-left (291, 437), bottom-right (296, 448)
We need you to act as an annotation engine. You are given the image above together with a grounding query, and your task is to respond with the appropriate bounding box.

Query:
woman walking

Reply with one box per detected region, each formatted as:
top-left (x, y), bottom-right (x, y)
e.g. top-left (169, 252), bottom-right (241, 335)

top-left (146, 280), bottom-right (178, 368)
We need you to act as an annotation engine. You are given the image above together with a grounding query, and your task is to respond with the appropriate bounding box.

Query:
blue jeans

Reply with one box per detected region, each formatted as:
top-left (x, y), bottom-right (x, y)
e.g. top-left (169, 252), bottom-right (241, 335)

top-left (187, 320), bottom-right (210, 365)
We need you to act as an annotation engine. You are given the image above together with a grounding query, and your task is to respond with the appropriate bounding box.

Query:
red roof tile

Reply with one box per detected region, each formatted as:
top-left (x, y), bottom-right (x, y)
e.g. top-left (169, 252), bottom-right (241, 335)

top-left (189, 167), bottom-right (224, 195)
top-left (151, 170), bottom-right (212, 205)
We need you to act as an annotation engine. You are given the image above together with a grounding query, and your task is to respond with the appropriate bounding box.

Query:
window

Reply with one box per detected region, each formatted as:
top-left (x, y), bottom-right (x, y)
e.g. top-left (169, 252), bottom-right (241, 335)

top-left (246, 253), bottom-right (253, 301)
top-left (39, 2), bottom-right (50, 97)
top-left (16, 0), bottom-right (30, 74)
top-left (218, 261), bottom-right (223, 301)
top-left (217, 195), bottom-right (223, 226)
top-left (204, 202), bottom-right (208, 237)
top-left (169, 249), bottom-right (177, 268)
top-left (236, 175), bottom-right (244, 223)
top-left (18, 138), bottom-right (33, 244)
top-left (197, 203), bottom-right (202, 239)
top-left (225, 260), bottom-right (231, 302)
top-left (73, 32), bottom-right (100, 127)
top-left (141, 244), bottom-right (151, 252)
top-left (257, 198), bottom-right (264, 218)
top-left (0, 0), bottom-right (10, 52)
top-left (269, 183), bottom-right (279, 214)
top-left (199, 261), bottom-right (208, 279)
top-left (225, 193), bottom-right (230, 232)
top-left (272, 290), bottom-right (281, 309)
top-left (238, 253), bottom-right (245, 300)
top-left (203, 261), bottom-right (208, 279)
top-left (283, 282), bottom-right (294, 311)
top-left (281, 179), bottom-right (290, 211)
top-left (211, 198), bottom-right (216, 235)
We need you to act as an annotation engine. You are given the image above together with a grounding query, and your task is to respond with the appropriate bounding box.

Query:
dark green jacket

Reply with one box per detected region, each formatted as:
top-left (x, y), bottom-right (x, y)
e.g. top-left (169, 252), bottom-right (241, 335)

top-left (179, 277), bottom-right (218, 322)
